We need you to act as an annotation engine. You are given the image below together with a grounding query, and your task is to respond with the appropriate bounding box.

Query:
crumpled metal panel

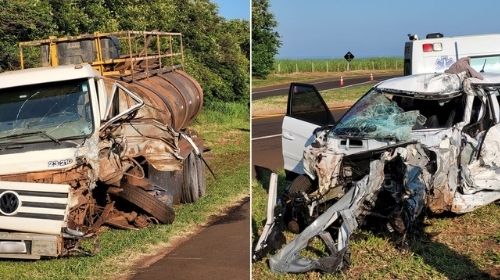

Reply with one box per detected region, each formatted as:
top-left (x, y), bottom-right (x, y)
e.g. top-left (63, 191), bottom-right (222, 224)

top-left (269, 159), bottom-right (386, 273)
top-left (97, 119), bottom-right (184, 183)
top-left (378, 72), bottom-right (466, 97)
top-left (303, 146), bottom-right (343, 196)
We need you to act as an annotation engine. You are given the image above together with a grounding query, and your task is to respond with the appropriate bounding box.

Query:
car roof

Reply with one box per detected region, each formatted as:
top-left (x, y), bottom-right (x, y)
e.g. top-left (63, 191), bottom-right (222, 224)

top-left (376, 72), bottom-right (500, 98)
top-left (0, 64), bottom-right (99, 89)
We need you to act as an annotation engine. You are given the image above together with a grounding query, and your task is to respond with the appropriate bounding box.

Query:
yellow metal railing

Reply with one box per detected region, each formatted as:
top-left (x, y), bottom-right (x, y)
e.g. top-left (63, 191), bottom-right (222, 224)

top-left (18, 31), bottom-right (184, 80)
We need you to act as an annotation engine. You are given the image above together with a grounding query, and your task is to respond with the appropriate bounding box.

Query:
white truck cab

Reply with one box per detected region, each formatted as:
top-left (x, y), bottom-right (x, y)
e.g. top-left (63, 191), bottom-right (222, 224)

top-left (404, 33), bottom-right (500, 75)
top-left (0, 65), bottom-right (104, 258)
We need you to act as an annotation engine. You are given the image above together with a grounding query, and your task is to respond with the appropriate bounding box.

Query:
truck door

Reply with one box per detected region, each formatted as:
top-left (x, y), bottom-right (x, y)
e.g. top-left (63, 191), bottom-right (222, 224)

top-left (282, 83), bottom-right (334, 174)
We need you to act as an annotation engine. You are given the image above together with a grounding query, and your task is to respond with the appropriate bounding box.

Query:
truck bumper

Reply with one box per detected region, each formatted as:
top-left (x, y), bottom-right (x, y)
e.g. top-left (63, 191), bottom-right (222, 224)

top-left (0, 232), bottom-right (61, 259)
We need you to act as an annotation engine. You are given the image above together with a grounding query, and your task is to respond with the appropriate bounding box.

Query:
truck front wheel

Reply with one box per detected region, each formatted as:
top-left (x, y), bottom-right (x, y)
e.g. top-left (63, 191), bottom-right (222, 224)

top-left (117, 184), bottom-right (175, 224)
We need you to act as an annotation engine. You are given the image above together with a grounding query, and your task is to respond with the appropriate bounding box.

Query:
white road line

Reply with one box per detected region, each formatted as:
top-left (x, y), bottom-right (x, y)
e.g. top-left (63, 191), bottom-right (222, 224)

top-left (252, 87), bottom-right (287, 94)
top-left (252, 133), bottom-right (282, 141)
top-left (336, 80), bottom-right (374, 88)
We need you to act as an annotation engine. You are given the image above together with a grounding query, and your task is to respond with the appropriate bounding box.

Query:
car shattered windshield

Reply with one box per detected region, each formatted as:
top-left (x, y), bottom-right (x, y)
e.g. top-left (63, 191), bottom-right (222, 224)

top-left (0, 78), bottom-right (93, 143)
top-left (330, 89), bottom-right (424, 141)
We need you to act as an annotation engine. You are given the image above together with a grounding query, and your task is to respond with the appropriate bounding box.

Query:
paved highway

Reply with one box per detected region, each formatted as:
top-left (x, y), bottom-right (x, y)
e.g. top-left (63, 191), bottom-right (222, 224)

top-left (131, 198), bottom-right (250, 280)
top-left (252, 73), bottom-right (399, 100)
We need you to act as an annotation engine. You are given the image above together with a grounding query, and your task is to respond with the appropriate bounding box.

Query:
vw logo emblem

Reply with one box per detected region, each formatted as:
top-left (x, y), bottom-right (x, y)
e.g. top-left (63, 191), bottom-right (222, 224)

top-left (0, 191), bottom-right (21, 216)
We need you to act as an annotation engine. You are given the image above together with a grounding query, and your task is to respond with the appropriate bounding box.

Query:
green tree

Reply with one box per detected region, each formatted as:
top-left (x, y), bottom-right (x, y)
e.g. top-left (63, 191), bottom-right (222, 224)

top-left (0, 0), bottom-right (55, 70)
top-left (0, 0), bottom-right (249, 103)
top-left (48, 0), bottom-right (118, 34)
top-left (252, 0), bottom-right (280, 78)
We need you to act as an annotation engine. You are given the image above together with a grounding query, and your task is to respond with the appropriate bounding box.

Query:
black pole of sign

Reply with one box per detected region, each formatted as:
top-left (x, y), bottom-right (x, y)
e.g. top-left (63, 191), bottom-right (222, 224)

top-left (344, 51), bottom-right (355, 72)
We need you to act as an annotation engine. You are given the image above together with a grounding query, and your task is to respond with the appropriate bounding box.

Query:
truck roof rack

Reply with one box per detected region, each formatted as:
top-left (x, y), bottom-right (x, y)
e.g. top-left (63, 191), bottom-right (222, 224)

top-left (18, 31), bottom-right (184, 81)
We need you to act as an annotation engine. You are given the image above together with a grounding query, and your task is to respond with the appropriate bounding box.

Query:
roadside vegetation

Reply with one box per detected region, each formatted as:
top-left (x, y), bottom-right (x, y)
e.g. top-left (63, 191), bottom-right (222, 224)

top-left (0, 0), bottom-right (249, 104)
top-left (252, 0), bottom-right (281, 78)
top-left (253, 82), bottom-right (376, 117)
top-left (252, 172), bottom-right (500, 279)
top-left (0, 102), bottom-right (249, 280)
top-left (273, 57), bottom-right (403, 74)
top-left (253, 69), bottom-right (401, 89)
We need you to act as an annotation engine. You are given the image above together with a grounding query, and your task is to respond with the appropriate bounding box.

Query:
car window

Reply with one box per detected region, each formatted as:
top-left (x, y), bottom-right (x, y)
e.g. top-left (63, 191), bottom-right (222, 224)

top-left (393, 95), bottom-right (465, 128)
top-left (288, 83), bottom-right (333, 126)
top-left (470, 55), bottom-right (500, 73)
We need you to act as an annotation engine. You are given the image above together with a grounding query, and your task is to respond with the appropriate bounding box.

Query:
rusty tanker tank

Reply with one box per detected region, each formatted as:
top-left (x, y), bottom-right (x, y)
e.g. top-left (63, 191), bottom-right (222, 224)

top-left (102, 69), bottom-right (203, 131)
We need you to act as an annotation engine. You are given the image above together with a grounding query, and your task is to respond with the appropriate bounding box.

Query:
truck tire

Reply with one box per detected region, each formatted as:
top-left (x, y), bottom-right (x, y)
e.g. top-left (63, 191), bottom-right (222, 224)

top-left (117, 184), bottom-right (175, 224)
top-left (181, 152), bottom-right (200, 203)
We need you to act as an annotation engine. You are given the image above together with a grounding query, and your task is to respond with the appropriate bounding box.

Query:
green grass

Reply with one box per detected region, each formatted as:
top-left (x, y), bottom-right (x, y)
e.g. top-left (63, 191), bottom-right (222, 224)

top-left (273, 57), bottom-right (403, 74)
top-left (252, 69), bottom-right (401, 89)
top-left (0, 102), bottom-right (250, 280)
top-left (252, 172), bottom-right (500, 279)
top-left (252, 83), bottom-right (375, 117)
top-left (252, 57), bottom-right (402, 89)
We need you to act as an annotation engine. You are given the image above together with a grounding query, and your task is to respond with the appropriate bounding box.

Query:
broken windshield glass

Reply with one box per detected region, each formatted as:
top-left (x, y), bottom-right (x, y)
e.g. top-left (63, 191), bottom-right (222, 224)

top-left (331, 89), bottom-right (422, 141)
top-left (0, 79), bottom-right (93, 143)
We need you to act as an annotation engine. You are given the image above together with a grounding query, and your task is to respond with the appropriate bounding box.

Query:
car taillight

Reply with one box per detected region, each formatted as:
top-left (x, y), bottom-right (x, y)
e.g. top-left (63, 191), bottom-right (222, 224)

top-left (422, 43), bottom-right (442, 52)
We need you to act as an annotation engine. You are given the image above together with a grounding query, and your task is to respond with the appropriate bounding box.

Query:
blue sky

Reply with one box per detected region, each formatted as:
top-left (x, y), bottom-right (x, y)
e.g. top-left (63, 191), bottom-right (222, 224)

top-left (270, 0), bottom-right (500, 59)
top-left (212, 0), bottom-right (249, 20)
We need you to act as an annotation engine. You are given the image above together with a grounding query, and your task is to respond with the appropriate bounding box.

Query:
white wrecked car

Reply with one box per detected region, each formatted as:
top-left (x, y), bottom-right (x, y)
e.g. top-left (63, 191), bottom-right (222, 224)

top-left (254, 61), bottom-right (500, 273)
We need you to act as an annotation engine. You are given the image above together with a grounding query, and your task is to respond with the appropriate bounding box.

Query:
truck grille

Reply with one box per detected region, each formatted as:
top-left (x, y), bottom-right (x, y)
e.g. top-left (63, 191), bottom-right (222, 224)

top-left (0, 181), bottom-right (70, 235)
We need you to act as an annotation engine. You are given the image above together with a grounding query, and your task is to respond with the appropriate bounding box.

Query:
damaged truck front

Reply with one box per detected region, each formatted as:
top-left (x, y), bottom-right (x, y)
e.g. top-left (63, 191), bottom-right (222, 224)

top-left (0, 31), bottom-right (206, 259)
top-left (255, 61), bottom-right (500, 273)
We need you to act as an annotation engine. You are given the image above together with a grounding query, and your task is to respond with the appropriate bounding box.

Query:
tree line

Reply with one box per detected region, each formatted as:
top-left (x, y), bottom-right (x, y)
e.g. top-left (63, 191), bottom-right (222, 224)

top-left (0, 0), bottom-right (249, 103)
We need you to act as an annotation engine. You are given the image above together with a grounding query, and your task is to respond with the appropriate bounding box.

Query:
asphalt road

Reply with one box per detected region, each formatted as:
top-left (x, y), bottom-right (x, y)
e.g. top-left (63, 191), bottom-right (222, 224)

top-left (252, 116), bottom-right (284, 175)
top-left (252, 73), bottom-right (399, 100)
top-left (252, 109), bottom-right (348, 175)
top-left (131, 198), bottom-right (250, 280)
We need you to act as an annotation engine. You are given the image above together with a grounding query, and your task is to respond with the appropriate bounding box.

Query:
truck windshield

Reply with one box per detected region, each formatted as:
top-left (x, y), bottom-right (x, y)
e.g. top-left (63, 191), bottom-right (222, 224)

top-left (0, 79), bottom-right (93, 143)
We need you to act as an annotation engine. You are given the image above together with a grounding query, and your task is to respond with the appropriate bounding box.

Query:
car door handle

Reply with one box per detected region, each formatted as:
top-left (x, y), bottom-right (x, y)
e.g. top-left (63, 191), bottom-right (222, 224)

top-left (282, 132), bottom-right (295, 140)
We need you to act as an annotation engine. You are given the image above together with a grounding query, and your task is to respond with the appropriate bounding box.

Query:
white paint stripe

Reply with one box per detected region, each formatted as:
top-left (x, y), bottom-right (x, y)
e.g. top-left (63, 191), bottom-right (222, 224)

top-left (19, 196), bottom-right (68, 204)
top-left (253, 87), bottom-right (288, 94)
top-left (0, 217), bottom-right (64, 235)
top-left (18, 207), bottom-right (66, 216)
top-left (0, 181), bottom-right (70, 193)
top-left (252, 134), bottom-right (282, 141)
top-left (253, 76), bottom-right (380, 94)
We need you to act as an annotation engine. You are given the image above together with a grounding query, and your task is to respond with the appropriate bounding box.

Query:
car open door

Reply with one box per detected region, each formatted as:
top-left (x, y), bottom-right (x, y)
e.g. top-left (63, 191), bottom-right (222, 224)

top-left (282, 83), bottom-right (334, 174)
